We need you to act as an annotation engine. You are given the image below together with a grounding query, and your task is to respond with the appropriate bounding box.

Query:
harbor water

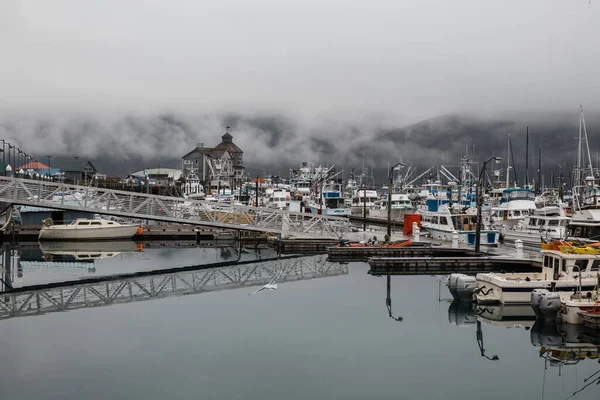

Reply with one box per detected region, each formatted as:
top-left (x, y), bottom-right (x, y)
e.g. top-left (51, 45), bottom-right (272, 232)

top-left (1, 243), bottom-right (599, 400)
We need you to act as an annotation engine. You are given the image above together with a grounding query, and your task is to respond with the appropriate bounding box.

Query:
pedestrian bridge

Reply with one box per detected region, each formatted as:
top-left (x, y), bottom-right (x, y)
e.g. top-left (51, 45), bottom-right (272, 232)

top-left (0, 177), bottom-right (349, 238)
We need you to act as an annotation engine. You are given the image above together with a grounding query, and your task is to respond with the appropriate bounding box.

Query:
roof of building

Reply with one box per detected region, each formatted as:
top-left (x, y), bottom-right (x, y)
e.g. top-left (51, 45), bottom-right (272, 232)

top-left (181, 127), bottom-right (243, 159)
top-left (17, 161), bottom-right (49, 170)
top-left (59, 159), bottom-right (98, 173)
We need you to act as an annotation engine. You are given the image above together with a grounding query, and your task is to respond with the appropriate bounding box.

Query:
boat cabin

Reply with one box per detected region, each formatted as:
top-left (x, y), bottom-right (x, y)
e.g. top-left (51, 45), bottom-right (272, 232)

top-left (541, 250), bottom-right (600, 280)
top-left (500, 188), bottom-right (536, 203)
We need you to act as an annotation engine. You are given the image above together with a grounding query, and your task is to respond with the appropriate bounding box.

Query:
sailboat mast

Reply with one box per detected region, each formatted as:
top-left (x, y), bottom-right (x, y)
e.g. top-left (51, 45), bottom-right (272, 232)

top-left (581, 105), bottom-right (594, 177)
top-left (537, 146), bottom-right (542, 194)
top-left (506, 132), bottom-right (511, 188)
top-left (525, 127), bottom-right (529, 187)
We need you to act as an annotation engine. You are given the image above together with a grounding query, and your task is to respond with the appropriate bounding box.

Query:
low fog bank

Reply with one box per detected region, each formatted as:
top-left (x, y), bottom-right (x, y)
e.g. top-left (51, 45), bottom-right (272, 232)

top-left (1, 110), bottom-right (597, 185)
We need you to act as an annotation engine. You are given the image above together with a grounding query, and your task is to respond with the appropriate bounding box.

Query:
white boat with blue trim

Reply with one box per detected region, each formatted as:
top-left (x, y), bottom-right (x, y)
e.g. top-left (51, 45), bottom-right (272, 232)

top-left (419, 203), bottom-right (499, 246)
top-left (307, 182), bottom-right (351, 216)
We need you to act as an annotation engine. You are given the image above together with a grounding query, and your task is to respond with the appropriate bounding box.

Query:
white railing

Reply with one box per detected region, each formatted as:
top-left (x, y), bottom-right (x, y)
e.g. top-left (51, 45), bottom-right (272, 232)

top-left (0, 177), bottom-right (350, 238)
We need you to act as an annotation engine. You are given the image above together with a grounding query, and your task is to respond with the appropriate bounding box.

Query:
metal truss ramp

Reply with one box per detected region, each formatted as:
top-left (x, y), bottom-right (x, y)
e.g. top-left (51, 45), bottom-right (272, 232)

top-left (0, 177), bottom-right (349, 238)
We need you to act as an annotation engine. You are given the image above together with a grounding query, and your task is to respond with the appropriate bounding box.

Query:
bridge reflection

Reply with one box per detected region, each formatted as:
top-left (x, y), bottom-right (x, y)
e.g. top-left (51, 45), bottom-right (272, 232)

top-left (0, 253), bottom-right (347, 320)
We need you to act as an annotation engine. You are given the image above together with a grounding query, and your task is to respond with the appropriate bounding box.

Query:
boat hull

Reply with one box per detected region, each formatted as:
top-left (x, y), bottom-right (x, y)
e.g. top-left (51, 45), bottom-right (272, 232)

top-left (475, 273), bottom-right (597, 304)
top-left (561, 300), bottom-right (599, 325)
top-left (424, 226), bottom-right (499, 246)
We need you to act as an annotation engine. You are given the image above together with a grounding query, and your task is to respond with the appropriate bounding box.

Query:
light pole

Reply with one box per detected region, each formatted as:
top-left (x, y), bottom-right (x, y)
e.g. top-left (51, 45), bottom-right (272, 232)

top-left (475, 156), bottom-right (501, 252)
top-left (387, 162), bottom-right (404, 240)
top-left (47, 155), bottom-right (52, 180)
top-left (6, 143), bottom-right (12, 175)
top-left (0, 140), bottom-right (4, 176)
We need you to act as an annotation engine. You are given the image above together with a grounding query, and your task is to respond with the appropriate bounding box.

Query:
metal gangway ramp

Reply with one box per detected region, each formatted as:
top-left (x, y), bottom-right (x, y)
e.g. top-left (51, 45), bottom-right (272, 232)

top-left (0, 177), bottom-right (349, 238)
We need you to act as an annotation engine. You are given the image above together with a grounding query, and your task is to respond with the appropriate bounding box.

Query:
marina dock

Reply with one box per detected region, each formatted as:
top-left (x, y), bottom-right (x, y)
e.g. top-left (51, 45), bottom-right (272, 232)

top-left (368, 255), bottom-right (541, 275)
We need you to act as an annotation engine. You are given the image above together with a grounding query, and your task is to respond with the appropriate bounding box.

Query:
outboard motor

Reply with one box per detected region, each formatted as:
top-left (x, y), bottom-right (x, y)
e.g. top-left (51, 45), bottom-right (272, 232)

top-left (447, 274), bottom-right (477, 302)
top-left (531, 289), bottom-right (550, 319)
top-left (539, 291), bottom-right (562, 325)
top-left (447, 274), bottom-right (462, 299)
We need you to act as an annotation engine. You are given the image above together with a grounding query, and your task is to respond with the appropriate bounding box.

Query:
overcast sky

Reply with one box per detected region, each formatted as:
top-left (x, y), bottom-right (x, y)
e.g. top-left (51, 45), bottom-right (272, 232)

top-left (0, 0), bottom-right (598, 175)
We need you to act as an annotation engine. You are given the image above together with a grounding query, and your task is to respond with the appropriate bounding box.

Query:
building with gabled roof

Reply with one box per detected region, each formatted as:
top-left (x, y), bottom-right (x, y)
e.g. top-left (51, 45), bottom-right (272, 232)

top-left (58, 159), bottom-right (98, 184)
top-left (182, 126), bottom-right (245, 186)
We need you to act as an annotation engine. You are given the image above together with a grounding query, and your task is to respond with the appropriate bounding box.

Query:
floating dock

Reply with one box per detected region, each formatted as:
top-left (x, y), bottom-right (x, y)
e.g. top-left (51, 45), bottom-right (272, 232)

top-left (327, 245), bottom-right (479, 262)
top-left (368, 255), bottom-right (541, 275)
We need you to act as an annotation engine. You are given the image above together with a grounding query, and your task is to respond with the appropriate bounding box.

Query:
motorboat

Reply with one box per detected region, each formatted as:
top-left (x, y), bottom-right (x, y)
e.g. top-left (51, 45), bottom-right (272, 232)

top-left (475, 249), bottom-right (600, 305)
top-left (39, 218), bottom-right (141, 241)
top-left (350, 188), bottom-right (379, 215)
top-left (307, 182), bottom-right (351, 216)
top-left (265, 188), bottom-right (290, 210)
top-left (419, 204), bottom-right (499, 246)
top-left (567, 208), bottom-right (600, 242)
top-left (369, 193), bottom-right (416, 220)
top-left (490, 187), bottom-right (537, 229)
top-left (502, 205), bottom-right (571, 247)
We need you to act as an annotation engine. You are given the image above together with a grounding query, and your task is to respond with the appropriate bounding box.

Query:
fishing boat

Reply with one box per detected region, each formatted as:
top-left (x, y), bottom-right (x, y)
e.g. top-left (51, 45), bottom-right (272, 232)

top-left (475, 249), bottom-right (600, 305)
top-left (502, 205), bottom-right (571, 247)
top-left (265, 188), bottom-right (290, 210)
top-left (39, 218), bottom-right (141, 241)
top-left (490, 187), bottom-right (537, 228)
top-left (419, 204), bottom-right (499, 246)
top-left (307, 182), bottom-right (351, 216)
top-left (350, 188), bottom-right (379, 215)
top-left (369, 193), bottom-right (416, 220)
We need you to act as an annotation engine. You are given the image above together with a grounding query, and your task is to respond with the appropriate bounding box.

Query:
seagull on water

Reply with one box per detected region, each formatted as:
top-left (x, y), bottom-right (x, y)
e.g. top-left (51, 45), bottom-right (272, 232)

top-left (249, 269), bottom-right (282, 295)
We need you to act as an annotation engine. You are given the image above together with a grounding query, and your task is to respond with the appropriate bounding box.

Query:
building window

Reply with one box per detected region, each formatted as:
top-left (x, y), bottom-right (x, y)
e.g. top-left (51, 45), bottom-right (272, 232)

top-left (184, 160), bottom-right (191, 164)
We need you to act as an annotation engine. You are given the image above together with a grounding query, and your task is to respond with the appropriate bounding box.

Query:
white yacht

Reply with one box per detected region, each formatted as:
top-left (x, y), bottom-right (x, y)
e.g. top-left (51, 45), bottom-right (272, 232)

top-left (490, 187), bottom-right (537, 228)
top-left (502, 205), bottom-right (571, 246)
top-left (475, 249), bottom-right (600, 304)
top-left (39, 218), bottom-right (141, 241)
top-left (567, 208), bottom-right (600, 242)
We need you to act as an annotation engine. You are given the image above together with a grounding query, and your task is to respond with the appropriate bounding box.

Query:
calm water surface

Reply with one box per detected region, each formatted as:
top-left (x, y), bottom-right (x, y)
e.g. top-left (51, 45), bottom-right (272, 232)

top-left (0, 243), bottom-right (599, 400)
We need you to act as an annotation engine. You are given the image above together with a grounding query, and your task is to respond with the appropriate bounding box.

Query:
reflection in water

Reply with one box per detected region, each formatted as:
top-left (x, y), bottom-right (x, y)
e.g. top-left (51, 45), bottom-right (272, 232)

top-left (475, 303), bottom-right (536, 328)
top-left (0, 254), bottom-right (347, 320)
top-left (448, 300), bottom-right (477, 327)
top-left (530, 322), bottom-right (600, 399)
top-left (448, 300), bottom-right (600, 398)
top-left (39, 240), bottom-right (142, 263)
top-left (1, 241), bottom-right (279, 290)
